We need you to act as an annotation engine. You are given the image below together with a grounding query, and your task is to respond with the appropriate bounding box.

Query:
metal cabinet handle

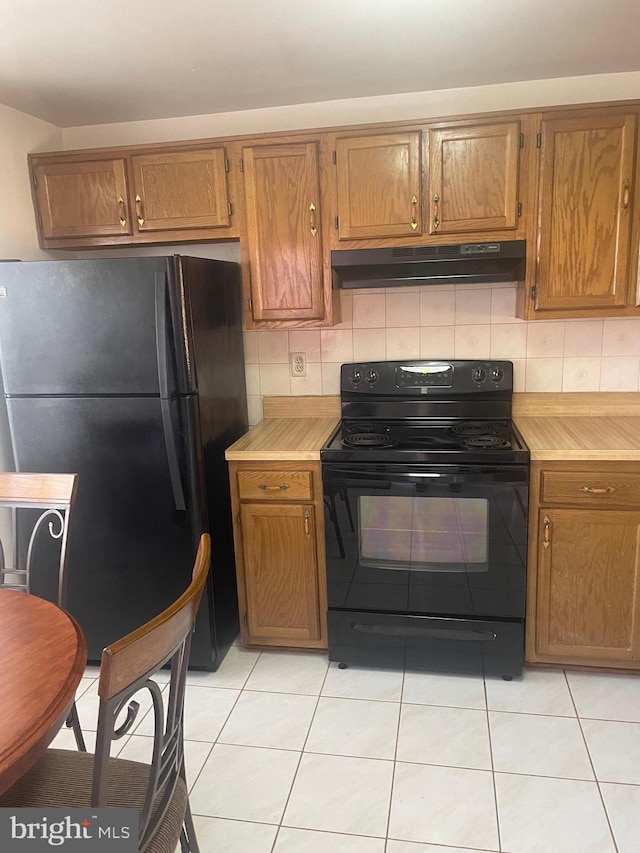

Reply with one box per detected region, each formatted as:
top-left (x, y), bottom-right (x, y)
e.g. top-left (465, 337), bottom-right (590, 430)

top-left (410, 195), bottom-right (418, 231)
top-left (135, 193), bottom-right (145, 226)
top-left (304, 509), bottom-right (311, 539)
top-left (580, 485), bottom-right (616, 495)
top-left (309, 202), bottom-right (317, 237)
top-left (432, 192), bottom-right (440, 231)
top-left (258, 483), bottom-right (290, 491)
top-left (117, 196), bottom-right (127, 228)
top-left (622, 180), bottom-right (630, 213)
top-left (543, 515), bottom-right (551, 550)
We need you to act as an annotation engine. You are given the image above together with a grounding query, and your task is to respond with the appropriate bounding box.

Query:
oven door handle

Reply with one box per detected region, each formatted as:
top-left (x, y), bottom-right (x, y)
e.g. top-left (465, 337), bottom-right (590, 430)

top-left (322, 464), bottom-right (455, 485)
top-left (352, 622), bottom-right (497, 642)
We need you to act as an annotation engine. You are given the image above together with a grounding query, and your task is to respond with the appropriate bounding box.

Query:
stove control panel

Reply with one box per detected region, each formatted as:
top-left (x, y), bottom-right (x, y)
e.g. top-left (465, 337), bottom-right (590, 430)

top-left (397, 363), bottom-right (453, 387)
top-left (341, 360), bottom-right (513, 395)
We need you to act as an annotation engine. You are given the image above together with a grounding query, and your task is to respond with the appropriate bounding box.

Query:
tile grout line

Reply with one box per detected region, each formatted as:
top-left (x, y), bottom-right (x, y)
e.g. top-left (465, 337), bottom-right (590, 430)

top-left (382, 666), bottom-right (405, 852)
top-left (187, 648), bottom-right (263, 803)
top-left (565, 668), bottom-right (621, 853)
top-left (484, 674), bottom-right (503, 853)
top-left (267, 659), bottom-right (332, 853)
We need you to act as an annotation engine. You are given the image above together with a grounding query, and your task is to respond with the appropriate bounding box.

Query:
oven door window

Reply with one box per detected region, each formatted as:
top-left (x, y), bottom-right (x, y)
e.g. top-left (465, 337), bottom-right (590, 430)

top-left (323, 465), bottom-right (528, 620)
top-left (359, 495), bottom-right (488, 572)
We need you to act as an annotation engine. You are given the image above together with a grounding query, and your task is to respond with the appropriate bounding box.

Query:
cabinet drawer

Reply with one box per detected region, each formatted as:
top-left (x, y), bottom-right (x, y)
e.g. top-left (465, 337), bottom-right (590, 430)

top-left (541, 471), bottom-right (640, 506)
top-left (237, 469), bottom-right (313, 501)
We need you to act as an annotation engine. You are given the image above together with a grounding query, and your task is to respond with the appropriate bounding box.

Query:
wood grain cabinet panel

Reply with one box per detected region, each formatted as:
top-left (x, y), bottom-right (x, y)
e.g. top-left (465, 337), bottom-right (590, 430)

top-left (335, 132), bottom-right (422, 239)
top-left (237, 469), bottom-right (313, 501)
top-left (32, 158), bottom-right (131, 239)
top-left (229, 461), bottom-right (327, 649)
top-left (527, 462), bottom-right (640, 669)
top-left (536, 508), bottom-right (640, 661)
top-left (242, 142), bottom-right (325, 321)
top-left (240, 503), bottom-right (321, 643)
top-left (534, 111), bottom-right (638, 313)
top-left (129, 148), bottom-right (231, 232)
top-left (428, 121), bottom-right (520, 235)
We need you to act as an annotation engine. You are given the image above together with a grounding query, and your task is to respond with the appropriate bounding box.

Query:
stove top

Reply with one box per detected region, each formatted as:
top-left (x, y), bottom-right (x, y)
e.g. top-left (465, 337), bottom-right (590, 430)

top-left (320, 359), bottom-right (530, 465)
top-left (322, 418), bottom-right (529, 464)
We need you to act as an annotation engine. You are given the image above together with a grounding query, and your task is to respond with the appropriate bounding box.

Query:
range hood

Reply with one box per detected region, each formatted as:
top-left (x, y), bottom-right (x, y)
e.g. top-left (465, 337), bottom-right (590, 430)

top-left (331, 240), bottom-right (526, 289)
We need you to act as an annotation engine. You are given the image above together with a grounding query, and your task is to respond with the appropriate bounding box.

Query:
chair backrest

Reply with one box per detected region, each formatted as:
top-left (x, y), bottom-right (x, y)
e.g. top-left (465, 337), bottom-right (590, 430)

top-left (91, 533), bottom-right (211, 850)
top-left (0, 472), bottom-right (78, 607)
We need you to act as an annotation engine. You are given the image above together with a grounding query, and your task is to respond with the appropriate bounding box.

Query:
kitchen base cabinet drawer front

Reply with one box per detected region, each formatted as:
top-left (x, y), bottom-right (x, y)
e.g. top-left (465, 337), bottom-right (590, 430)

top-left (328, 611), bottom-right (524, 677)
top-left (541, 471), bottom-right (640, 506)
top-left (237, 469), bottom-right (313, 501)
top-left (241, 503), bottom-right (321, 643)
top-left (536, 508), bottom-right (640, 661)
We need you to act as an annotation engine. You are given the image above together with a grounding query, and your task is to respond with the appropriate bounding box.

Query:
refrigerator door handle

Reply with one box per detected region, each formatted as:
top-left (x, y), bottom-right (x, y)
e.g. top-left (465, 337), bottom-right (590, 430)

top-left (155, 274), bottom-right (186, 511)
top-left (155, 273), bottom-right (170, 399)
top-left (160, 398), bottom-right (187, 511)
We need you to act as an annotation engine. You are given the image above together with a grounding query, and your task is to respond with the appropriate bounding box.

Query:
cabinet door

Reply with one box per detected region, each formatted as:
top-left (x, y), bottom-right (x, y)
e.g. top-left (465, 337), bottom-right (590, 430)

top-left (129, 148), bottom-right (231, 233)
top-left (243, 142), bottom-right (324, 321)
top-left (535, 112), bottom-right (637, 312)
top-left (428, 121), bottom-right (520, 235)
top-left (536, 508), bottom-right (640, 661)
top-left (335, 132), bottom-right (422, 239)
top-left (32, 159), bottom-right (131, 239)
top-left (240, 502), bottom-right (321, 643)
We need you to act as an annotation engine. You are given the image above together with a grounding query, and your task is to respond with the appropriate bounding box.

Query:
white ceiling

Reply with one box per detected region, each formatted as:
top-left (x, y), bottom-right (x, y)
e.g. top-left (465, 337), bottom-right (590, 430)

top-left (2, 0), bottom-right (640, 128)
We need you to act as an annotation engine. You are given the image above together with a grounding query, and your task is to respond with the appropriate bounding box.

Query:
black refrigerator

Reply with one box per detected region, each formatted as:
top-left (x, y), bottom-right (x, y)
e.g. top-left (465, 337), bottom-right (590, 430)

top-left (0, 255), bottom-right (248, 669)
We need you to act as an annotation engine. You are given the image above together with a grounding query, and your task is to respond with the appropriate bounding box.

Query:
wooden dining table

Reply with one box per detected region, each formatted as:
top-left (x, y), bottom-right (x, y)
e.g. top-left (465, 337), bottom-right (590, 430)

top-left (0, 589), bottom-right (86, 796)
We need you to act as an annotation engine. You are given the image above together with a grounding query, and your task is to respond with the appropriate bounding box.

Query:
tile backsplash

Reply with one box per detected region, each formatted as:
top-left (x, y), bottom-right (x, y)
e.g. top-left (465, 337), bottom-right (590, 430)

top-left (243, 284), bottom-right (640, 425)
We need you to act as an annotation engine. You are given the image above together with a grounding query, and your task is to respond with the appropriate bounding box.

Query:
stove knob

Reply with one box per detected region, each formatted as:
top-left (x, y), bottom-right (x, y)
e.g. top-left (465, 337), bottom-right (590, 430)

top-left (490, 367), bottom-right (504, 383)
top-left (472, 368), bottom-right (486, 383)
top-left (365, 369), bottom-right (379, 384)
top-left (349, 368), bottom-right (363, 385)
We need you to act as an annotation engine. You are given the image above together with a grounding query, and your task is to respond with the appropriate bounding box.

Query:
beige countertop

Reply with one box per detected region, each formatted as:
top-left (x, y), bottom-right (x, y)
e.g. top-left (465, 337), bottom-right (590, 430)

top-left (225, 417), bottom-right (338, 461)
top-left (513, 391), bottom-right (640, 461)
top-left (225, 392), bottom-right (640, 463)
top-left (515, 416), bottom-right (640, 461)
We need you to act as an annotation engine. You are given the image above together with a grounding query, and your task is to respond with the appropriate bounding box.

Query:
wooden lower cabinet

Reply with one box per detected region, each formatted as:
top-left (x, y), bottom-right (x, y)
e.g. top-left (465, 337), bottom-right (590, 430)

top-left (229, 461), bottom-right (327, 648)
top-left (527, 462), bottom-right (640, 668)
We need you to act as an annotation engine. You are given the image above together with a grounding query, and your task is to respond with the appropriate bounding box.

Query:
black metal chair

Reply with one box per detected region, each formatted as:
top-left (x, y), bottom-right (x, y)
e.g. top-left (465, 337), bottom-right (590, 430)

top-left (0, 533), bottom-right (210, 853)
top-left (0, 471), bottom-right (85, 751)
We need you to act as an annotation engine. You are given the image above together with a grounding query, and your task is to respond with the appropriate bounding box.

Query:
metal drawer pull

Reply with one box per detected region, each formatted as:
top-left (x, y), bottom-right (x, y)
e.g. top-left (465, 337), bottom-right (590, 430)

top-left (117, 196), bottom-right (127, 228)
top-left (304, 510), bottom-right (311, 539)
top-left (410, 195), bottom-right (418, 231)
top-left (580, 485), bottom-right (616, 495)
top-left (258, 483), bottom-right (290, 491)
top-left (135, 193), bottom-right (145, 226)
top-left (543, 515), bottom-right (551, 549)
top-left (309, 201), bottom-right (317, 237)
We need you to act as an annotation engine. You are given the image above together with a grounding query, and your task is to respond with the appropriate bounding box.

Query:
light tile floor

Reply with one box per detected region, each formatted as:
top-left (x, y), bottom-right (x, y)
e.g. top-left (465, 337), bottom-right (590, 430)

top-left (51, 646), bottom-right (640, 853)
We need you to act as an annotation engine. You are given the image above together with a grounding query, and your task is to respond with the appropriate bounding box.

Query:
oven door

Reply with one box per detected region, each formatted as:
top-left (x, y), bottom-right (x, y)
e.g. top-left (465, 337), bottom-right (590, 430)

top-left (322, 462), bottom-right (528, 621)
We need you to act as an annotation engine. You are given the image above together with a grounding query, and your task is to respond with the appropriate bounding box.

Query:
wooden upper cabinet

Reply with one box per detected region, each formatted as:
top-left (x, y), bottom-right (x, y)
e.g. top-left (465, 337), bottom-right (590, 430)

top-left (428, 121), bottom-right (520, 235)
top-left (335, 132), bottom-right (422, 239)
top-left (534, 111), bottom-right (638, 313)
top-left (129, 148), bottom-right (231, 233)
top-left (242, 142), bottom-right (325, 321)
top-left (32, 158), bottom-right (131, 239)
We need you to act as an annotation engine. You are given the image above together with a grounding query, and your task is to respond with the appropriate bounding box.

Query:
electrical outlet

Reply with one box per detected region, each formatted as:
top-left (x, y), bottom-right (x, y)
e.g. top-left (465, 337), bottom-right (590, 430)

top-left (290, 352), bottom-right (307, 377)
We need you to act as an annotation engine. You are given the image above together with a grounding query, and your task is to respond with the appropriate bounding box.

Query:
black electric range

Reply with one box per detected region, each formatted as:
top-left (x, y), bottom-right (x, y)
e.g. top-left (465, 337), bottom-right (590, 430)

top-left (320, 359), bottom-right (530, 679)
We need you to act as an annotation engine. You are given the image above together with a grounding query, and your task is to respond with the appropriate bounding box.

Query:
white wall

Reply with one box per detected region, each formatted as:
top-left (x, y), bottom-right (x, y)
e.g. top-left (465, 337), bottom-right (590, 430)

top-left (0, 103), bottom-right (63, 260)
top-left (61, 71), bottom-right (640, 149)
top-left (0, 104), bottom-right (63, 485)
